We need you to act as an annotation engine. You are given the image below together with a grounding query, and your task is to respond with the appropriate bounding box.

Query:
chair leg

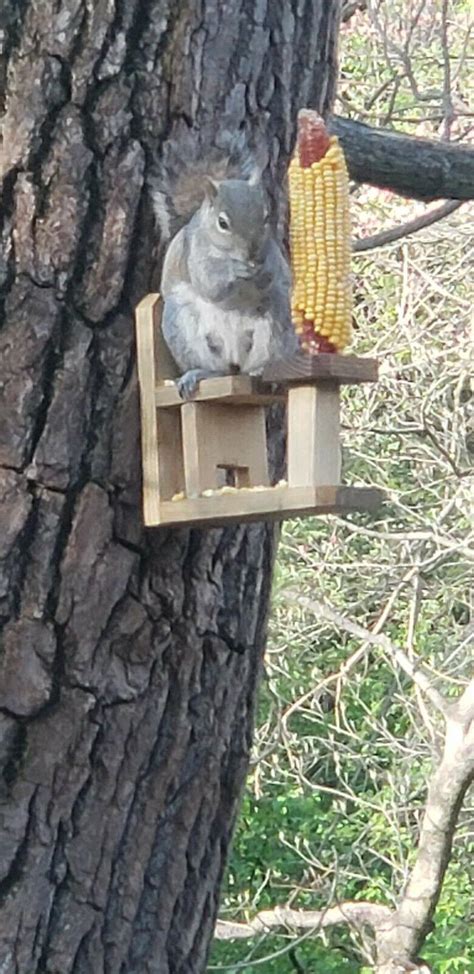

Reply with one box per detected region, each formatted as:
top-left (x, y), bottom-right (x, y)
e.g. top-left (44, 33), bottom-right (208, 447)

top-left (287, 382), bottom-right (341, 487)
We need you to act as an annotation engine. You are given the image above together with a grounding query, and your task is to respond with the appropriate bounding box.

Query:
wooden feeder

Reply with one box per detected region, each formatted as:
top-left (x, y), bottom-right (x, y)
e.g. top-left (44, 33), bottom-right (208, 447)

top-left (135, 293), bottom-right (383, 528)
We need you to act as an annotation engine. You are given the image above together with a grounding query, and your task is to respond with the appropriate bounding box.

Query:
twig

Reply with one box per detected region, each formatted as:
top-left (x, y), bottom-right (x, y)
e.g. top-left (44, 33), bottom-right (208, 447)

top-left (210, 882), bottom-right (341, 970)
top-left (288, 593), bottom-right (448, 716)
top-left (289, 947), bottom-right (306, 973)
top-left (440, 0), bottom-right (455, 140)
top-left (379, 679), bottom-right (474, 962)
top-left (364, 73), bottom-right (400, 111)
top-left (421, 418), bottom-right (468, 479)
top-left (332, 517), bottom-right (471, 557)
top-left (452, 22), bottom-right (472, 85)
top-left (382, 75), bottom-right (402, 126)
top-left (352, 199), bottom-right (464, 252)
top-left (341, 0), bottom-right (368, 22)
top-left (407, 573), bottom-right (436, 739)
top-left (279, 567), bottom-right (415, 739)
top-left (333, 568), bottom-right (420, 725)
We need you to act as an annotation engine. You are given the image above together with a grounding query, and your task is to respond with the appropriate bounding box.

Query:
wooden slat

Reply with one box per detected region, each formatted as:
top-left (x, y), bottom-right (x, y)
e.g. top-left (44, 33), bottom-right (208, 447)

top-left (288, 383), bottom-right (341, 487)
top-left (155, 408), bottom-right (185, 500)
top-left (135, 294), bottom-right (162, 524)
top-left (143, 485), bottom-right (384, 528)
top-left (155, 374), bottom-right (284, 407)
top-left (263, 352), bottom-right (378, 385)
top-left (181, 402), bottom-right (269, 496)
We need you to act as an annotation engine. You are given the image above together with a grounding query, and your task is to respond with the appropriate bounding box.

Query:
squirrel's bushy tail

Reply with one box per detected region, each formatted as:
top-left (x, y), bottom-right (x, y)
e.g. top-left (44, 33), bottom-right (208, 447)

top-left (149, 127), bottom-right (264, 242)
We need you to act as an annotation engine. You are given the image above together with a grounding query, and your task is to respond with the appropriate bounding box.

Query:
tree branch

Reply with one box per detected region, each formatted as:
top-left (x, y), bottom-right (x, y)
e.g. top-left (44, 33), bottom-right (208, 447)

top-left (378, 695), bottom-right (474, 963)
top-left (353, 200), bottom-right (464, 252)
top-left (450, 678), bottom-right (474, 730)
top-left (329, 115), bottom-right (474, 200)
top-left (440, 0), bottom-right (455, 141)
top-left (341, 0), bottom-right (367, 22)
top-left (215, 902), bottom-right (393, 940)
top-left (288, 596), bottom-right (474, 968)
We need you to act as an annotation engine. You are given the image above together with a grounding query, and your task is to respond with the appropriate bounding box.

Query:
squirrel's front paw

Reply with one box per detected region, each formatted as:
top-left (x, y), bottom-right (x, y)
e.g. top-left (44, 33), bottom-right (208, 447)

top-left (177, 368), bottom-right (229, 399)
top-left (177, 368), bottom-right (221, 399)
top-left (232, 259), bottom-right (256, 280)
top-left (176, 370), bottom-right (202, 400)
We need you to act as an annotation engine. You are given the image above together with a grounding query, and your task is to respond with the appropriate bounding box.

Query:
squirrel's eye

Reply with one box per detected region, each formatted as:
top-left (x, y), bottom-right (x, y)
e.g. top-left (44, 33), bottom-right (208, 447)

top-left (217, 213), bottom-right (230, 231)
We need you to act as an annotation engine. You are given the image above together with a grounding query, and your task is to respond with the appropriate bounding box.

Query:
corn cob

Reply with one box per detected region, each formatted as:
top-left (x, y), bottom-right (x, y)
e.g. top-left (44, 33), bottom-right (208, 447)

top-left (289, 110), bottom-right (352, 354)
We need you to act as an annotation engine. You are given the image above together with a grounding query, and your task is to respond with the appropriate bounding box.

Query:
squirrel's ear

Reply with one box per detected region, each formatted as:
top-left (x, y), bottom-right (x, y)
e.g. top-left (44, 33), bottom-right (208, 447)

top-left (247, 169), bottom-right (261, 186)
top-left (203, 177), bottom-right (219, 202)
top-left (247, 140), bottom-right (269, 184)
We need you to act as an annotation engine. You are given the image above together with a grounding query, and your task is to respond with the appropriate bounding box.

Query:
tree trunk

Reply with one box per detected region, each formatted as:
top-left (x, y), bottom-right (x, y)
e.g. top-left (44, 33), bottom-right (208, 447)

top-left (0, 1), bottom-right (340, 971)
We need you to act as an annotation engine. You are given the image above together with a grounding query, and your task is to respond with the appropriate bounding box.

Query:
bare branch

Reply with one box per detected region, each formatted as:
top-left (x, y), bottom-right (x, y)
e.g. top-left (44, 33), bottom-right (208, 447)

top-left (290, 593), bottom-right (449, 715)
top-left (279, 569), bottom-right (417, 737)
top-left (341, 0), bottom-right (368, 23)
top-left (451, 679), bottom-right (474, 727)
top-left (378, 697), bottom-right (474, 963)
top-left (352, 200), bottom-right (464, 253)
top-left (440, 0), bottom-right (455, 140)
top-left (329, 115), bottom-right (474, 200)
top-left (215, 901), bottom-right (393, 941)
top-left (364, 73), bottom-right (400, 112)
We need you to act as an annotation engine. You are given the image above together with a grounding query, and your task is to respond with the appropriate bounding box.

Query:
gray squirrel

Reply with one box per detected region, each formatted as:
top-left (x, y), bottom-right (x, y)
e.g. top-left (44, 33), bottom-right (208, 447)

top-left (151, 133), bottom-right (297, 399)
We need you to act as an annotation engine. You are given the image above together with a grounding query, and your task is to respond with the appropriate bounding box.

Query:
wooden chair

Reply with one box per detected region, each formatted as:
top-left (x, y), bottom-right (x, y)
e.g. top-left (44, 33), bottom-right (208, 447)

top-left (135, 294), bottom-right (382, 528)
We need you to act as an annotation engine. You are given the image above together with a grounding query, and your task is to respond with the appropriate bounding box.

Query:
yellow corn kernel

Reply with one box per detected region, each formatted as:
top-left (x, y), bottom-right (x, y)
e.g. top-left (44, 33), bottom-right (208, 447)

top-left (289, 135), bottom-right (352, 350)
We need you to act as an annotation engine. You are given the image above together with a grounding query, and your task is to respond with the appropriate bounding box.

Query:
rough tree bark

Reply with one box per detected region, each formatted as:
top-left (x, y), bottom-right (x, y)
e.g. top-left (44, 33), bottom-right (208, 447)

top-left (0, 2), bottom-right (340, 972)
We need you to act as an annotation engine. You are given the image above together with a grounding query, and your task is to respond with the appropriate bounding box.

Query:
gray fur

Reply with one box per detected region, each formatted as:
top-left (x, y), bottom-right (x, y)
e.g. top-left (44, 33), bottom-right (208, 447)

top-left (150, 130), bottom-right (263, 241)
top-left (158, 141), bottom-right (296, 398)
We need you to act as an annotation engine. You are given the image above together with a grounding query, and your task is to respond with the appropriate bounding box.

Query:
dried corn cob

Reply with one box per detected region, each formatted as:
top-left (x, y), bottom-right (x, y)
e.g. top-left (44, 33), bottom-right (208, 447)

top-left (289, 110), bottom-right (352, 353)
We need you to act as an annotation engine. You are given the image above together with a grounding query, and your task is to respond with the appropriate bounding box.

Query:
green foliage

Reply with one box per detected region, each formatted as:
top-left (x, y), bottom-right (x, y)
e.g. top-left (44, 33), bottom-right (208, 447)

top-left (209, 938), bottom-right (359, 974)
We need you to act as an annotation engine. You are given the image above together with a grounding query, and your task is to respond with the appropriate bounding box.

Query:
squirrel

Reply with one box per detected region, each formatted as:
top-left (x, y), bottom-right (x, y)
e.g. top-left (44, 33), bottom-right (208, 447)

top-left (150, 132), bottom-right (297, 399)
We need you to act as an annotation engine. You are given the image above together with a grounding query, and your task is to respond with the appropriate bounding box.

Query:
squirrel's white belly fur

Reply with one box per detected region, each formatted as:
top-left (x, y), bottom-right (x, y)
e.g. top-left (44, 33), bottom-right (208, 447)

top-left (163, 283), bottom-right (273, 375)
